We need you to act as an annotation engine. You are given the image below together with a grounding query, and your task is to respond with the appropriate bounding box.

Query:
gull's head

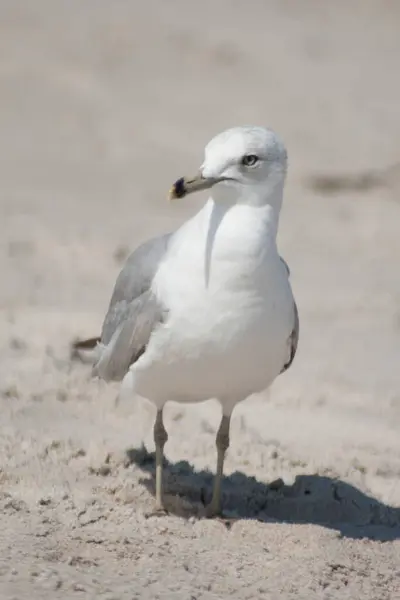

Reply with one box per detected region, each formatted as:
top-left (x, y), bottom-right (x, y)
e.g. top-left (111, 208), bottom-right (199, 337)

top-left (169, 126), bottom-right (287, 208)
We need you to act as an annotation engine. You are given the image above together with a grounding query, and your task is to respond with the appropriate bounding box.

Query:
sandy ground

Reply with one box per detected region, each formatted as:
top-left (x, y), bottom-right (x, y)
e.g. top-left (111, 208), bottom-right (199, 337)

top-left (1, 1), bottom-right (400, 598)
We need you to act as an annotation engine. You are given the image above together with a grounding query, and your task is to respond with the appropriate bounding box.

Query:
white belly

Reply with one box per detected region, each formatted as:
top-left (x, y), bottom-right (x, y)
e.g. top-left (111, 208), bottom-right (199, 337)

top-left (126, 201), bottom-right (295, 412)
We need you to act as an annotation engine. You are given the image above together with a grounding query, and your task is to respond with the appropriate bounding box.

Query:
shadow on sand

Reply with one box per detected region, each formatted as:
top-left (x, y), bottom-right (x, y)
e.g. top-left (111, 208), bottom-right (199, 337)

top-left (125, 445), bottom-right (400, 541)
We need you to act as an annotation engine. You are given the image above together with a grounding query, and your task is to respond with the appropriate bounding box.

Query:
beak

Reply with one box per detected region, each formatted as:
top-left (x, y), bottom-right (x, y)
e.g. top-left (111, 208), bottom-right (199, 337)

top-left (168, 173), bottom-right (217, 201)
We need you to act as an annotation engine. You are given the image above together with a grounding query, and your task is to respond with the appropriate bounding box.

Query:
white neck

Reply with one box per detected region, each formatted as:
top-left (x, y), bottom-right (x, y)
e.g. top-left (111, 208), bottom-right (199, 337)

top-left (205, 176), bottom-right (285, 242)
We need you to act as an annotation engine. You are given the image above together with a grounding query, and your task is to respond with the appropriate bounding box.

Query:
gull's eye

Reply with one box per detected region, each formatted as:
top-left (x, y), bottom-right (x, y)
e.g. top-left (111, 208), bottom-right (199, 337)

top-left (241, 154), bottom-right (260, 167)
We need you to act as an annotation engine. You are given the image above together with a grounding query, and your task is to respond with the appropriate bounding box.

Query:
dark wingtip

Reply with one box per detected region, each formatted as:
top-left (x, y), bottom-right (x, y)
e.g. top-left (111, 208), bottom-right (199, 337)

top-left (70, 336), bottom-right (100, 360)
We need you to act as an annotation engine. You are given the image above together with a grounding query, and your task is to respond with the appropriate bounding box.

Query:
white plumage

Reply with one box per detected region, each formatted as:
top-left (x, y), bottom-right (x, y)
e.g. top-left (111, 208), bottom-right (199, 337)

top-left (128, 197), bottom-right (294, 412)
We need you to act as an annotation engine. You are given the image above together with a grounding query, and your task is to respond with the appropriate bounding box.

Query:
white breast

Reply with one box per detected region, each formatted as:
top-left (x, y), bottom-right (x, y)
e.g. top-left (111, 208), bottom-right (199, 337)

top-left (130, 200), bottom-right (295, 410)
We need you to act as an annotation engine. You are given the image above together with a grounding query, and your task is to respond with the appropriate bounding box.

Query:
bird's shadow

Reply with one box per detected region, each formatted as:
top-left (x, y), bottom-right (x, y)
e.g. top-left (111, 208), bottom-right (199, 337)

top-left (125, 445), bottom-right (400, 541)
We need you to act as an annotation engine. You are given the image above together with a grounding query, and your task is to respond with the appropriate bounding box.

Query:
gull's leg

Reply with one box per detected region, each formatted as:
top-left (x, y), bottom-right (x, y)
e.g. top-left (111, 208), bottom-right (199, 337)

top-left (205, 413), bottom-right (231, 518)
top-left (154, 407), bottom-right (168, 513)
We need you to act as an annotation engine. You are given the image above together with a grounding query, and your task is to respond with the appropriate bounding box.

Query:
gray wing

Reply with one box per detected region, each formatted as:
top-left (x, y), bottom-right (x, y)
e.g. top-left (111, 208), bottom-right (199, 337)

top-left (279, 256), bottom-right (299, 374)
top-left (279, 256), bottom-right (290, 276)
top-left (280, 299), bottom-right (299, 374)
top-left (93, 232), bottom-right (172, 382)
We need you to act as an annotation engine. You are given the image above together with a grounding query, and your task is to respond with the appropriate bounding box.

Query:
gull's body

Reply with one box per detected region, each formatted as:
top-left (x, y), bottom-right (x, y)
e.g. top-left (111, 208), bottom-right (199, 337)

top-left (74, 126), bottom-right (299, 517)
top-left (123, 199), bottom-right (294, 412)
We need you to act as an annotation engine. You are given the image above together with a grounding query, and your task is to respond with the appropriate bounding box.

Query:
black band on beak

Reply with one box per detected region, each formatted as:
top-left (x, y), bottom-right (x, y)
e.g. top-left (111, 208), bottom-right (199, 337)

top-left (171, 177), bottom-right (186, 199)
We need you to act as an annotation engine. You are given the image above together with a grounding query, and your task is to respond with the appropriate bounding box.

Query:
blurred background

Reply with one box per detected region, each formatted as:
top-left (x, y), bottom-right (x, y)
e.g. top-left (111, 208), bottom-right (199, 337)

top-left (1, 1), bottom-right (400, 595)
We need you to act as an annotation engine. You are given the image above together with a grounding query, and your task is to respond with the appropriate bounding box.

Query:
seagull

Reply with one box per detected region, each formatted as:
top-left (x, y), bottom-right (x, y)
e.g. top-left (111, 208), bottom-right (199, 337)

top-left (72, 126), bottom-right (299, 517)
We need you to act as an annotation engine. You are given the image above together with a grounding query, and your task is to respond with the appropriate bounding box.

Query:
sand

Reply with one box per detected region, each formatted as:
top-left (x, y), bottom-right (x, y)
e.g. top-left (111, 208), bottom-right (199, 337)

top-left (1, 1), bottom-right (400, 598)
